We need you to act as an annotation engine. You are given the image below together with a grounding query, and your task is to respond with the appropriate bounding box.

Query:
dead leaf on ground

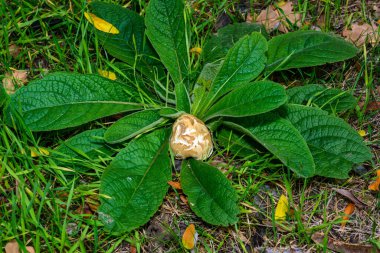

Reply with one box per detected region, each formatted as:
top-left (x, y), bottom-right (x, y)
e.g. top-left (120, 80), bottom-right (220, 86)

top-left (342, 22), bottom-right (379, 46)
top-left (2, 70), bottom-right (28, 94)
top-left (311, 232), bottom-right (377, 253)
top-left (182, 224), bottom-right (198, 250)
top-left (168, 180), bottom-right (182, 190)
top-left (333, 188), bottom-right (367, 209)
top-left (368, 170), bottom-right (380, 191)
top-left (274, 194), bottom-right (289, 221)
top-left (5, 240), bottom-right (35, 253)
top-left (255, 1), bottom-right (301, 32)
top-left (366, 101), bottom-right (380, 112)
top-left (341, 202), bottom-right (355, 227)
top-left (9, 44), bottom-right (21, 58)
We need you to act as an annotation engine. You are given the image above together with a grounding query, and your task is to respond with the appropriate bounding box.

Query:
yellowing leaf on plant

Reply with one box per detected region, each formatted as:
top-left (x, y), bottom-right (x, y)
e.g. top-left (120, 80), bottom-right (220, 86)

top-left (168, 180), bottom-right (182, 190)
top-left (30, 147), bottom-right (50, 157)
top-left (341, 202), bottom-right (355, 227)
top-left (98, 69), bottom-right (117, 80)
top-left (358, 129), bottom-right (366, 137)
top-left (84, 12), bottom-right (119, 34)
top-left (274, 194), bottom-right (288, 221)
top-left (368, 170), bottom-right (380, 191)
top-left (182, 224), bottom-right (198, 250)
top-left (190, 47), bottom-right (202, 54)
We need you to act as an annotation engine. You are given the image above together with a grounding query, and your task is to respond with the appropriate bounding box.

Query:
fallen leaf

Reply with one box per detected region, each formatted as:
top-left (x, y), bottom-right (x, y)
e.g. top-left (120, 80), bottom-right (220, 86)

top-left (341, 202), bottom-right (355, 227)
top-left (190, 47), bottom-right (202, 54)
top-left (358, 129), bottom-right (366, 137)
top-left (9, 44), bottom-right (21, 58)
top-left (311, 232), bottom-right (377, 253)
top-left (368, 170), bottom-right (380, 191)
top-left (342, 22), bottom-right (379, 46)
top-left (5, 240), bottom-right (35, 253)
top-left (255, 2), bottom-right (301, 32)
top-left (84, 12), bottom-right (119, 34)
top-left (182, 224), bottom-right (198, 250)
top-left (97, 69), bottom-right (117, 80)
top-left (2, 70), bottom-right (28, 94)
top-left (30, 147), bottom-right (50, 157)
top-left (333, 188), bottom-right (367, 209)
top-left (168, 180), bottom-right (182, 190)
top-left (130, 245), bottom-right (137, 253)
top-left (366, 101), bottom-right (380, 111)
top-left (274, 194), bottom-right (288, 221)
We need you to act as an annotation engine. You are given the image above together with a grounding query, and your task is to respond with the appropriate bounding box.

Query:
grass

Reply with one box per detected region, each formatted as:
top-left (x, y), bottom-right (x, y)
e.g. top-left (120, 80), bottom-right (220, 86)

top-left (1, 0), bottom-right (379, 252)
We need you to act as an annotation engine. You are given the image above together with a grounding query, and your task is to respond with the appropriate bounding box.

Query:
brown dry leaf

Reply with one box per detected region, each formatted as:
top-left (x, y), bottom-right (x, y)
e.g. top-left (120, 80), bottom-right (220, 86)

top-left (180, 194), bottom-right (188, 205)
top-left (255, 1), bottom-right (301, 32)
top-left (168, 180), bottom-right (182, 190)
top-left (341, 202), bottom-right (355, 227)
top-left (9, 44), bottom-right (21, 58)
top-left (5, 240), bottom-right (35, 253)
top-left (311, 232), bottom-right (377, 253)
top-left (333, 188), bottom-right (367, 209)
top-left (366, 101), bottom-right (380, 112)
top-left (368, 170), bottom-right (380, 191)
top-left (182, 224), bottom-right (198, 250)
top-left (2, 70), bottom-right (28, 94)
top-left (130, 245), bottom-right (137, 253)
top-left (342, 22), bottom-right (379, 46)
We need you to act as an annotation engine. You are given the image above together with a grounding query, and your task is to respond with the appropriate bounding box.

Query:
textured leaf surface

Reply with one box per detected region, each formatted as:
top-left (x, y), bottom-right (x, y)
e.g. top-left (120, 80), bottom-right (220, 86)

top-left (175, 82), bottom-right (191, 112)
top-left (99, 129), bottom-right (171, 233)
top-left (205, 32), bottom-right (267, 107)
top-left (204, 81), bottom-right (287, 120)
top-left (54, 129), bottom-right (114, 171)
top-left (282, 104), bottom-right (372, 178)
top-left (181, 159), bottom-right (239, 226)
top-left (145, 0), bottom-right (189, 85)
top-left (104, 110), bottom-right (163, 144)
top-left (90, 2), bottom-right (163, 77)
top-left (8, 73), bottom-right (140, 131)
top-left (203, 23), bottom-right (268, 63)
top-left (287, 84), bottom-right (357, 113)
top-left (0, 86), bottom-right (8, 109)
top-left (225, 114), bottom-right (315, 177)
top-left (267, 31), bottom-right (358, 71)
top-left (217, 129), bottom-right (258, 158)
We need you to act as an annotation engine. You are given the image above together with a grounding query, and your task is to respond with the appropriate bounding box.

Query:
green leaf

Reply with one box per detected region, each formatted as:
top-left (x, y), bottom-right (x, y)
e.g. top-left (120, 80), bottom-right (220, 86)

top-left (90, 2), bottom-right (163, 77)
top-left (145, 0), bottom-right (189, 85)
top-left (175, 82), bottom-right (191, 113)
top-left (202, 32), bottom-right (267, 111)
top-left (203, 22), bottom-right (268, 63)
top-left (287, 84), bottom-right (357, 113)
top-left (99, 129), bottom-right (171, 233)
top-left (54, 129), bottom-right (114, 171)
top-left (266, 31), bottom-right (358, 71)
top-left (8, 73), bottom-right (141, 131)
top-left (204, 81), bottom-right (287, 121)
top-left (217, 129), bottom-right (258, 158)
top-left (181, 159), bottom-right (239, 226)
top-left (0, 85), bottom-right (8, 109)
top-left (224, 114), bottom-right (315, 177)
top-left (281, 104), bottom-right (372, 178)
top-left (104, 110), bottom-right (163, 144)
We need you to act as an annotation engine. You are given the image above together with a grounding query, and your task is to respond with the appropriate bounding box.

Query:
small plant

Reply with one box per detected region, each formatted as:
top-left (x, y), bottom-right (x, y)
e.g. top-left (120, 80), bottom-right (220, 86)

top-left (4, 0), bottom-right (372, 233)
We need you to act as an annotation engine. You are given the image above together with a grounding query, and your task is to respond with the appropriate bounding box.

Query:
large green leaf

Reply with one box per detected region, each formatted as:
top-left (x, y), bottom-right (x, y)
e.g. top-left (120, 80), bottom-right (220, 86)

top-left (0, 85), bottom-right (8, 109)
top-left (266, 31), bottom-right (358, 71)
top-left (8, 73), bottom-right (141, 131)
top-left (99, 129), bottom-right (171, 233)
top-left (54, 128), bottom-right (114, 171)
top-left (175, 82), bottom-right (191, 112)
top-left (204, 81), bottom-right (287, 121)
top-left (181, 159), bottom-right (239, 226)
top-left (281, 104), bottom-right (372, 178)
top-left (90, 2), bottom-right (163, 77)
top-left (104, 110), bottom-right (164, 144)
top-left (203, 22), bottom-right (268, 63)
top-left (287, 84), bottom-right (357, 113)
top-left (145, 0), bottom-right (189, 85)
top-left (225, 114), bottom-right (315, 177)
top-left (217, 129), bottom-right (258, 158)
top-left (201, 32), bottom-right (267, 112)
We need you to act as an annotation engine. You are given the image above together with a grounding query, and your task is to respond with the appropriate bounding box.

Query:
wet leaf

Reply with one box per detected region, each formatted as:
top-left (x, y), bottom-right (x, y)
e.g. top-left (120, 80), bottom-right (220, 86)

top-left (333, 188), bottom-right (367, 209)
top-left (342, 22), bottom-right (379, 46)
top-left (84, 12), bottom-right (119, 34)
top-left (182, 224), bottom-right (198, 250)
top-left (275, 194), bottom-right (288, 221)
top-left (97, 69), bottom-right (116, 80)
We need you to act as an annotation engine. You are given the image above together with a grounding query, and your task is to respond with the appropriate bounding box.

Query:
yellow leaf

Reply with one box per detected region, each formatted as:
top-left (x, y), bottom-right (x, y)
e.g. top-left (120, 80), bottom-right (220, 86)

top-left (30, 147), bottom-right (50, 157)
top-left (358, 129), bottom-right (366, 137)
top-left (84, 12), bottom-right (119, 34)
top-left (190, 47), bottom-right (202, 54)
top-left (341, 202), bottom-right (355, 227)
top-left (182, 224), bottom-right (198, 250)
top-left (275, 194), bottom-right (288, 221)
top-left (98, 69), bottom-right (117, 80)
